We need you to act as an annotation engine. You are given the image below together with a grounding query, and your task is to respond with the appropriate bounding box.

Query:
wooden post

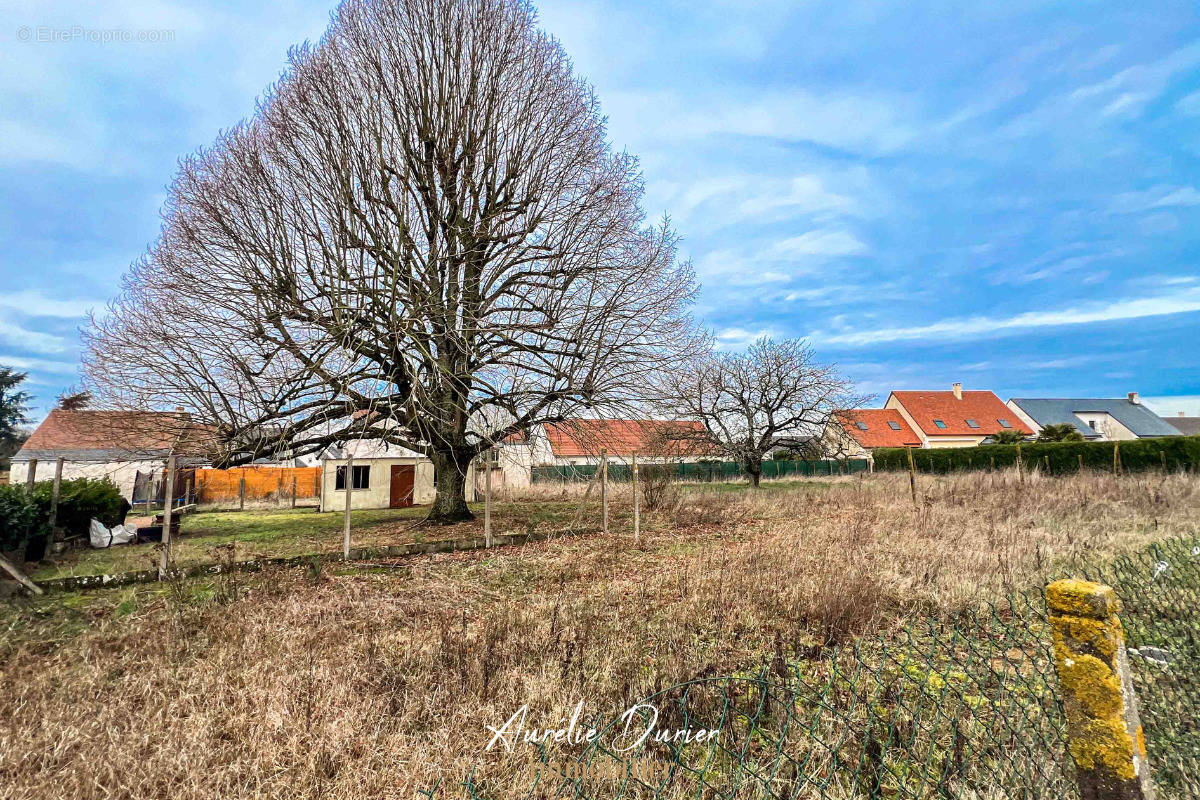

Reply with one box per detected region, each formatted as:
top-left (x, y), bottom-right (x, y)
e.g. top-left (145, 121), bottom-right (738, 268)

top-left (1046, 579), bottom-right (1154, 800)
top-left (1044, 455), bottom-right (1051, 474)
top-left (47, 457), bottom-right (65, 542)
top-left (343, 456), bottom-right (353, 559)
top-left (1079, 453), bottom-right (1084, 472)
top-left (277, 474), bottom-right (284, 506)
top-left (484, 449), bottom-right (493, 548)
top-left (238, 474), bottom-right (246, 511)
top-left (1114, 442), bottom-right (1122, 475)
top-left (632, 452), bottom-right (640, 545)
top-left (159, 453), bottom-right (176, 580)
top-left (0, 553), bottom-right (42, 596)
top-left (291, 475), bottom-right (298, 509)
top-left (905, 447), bottom-right (918, 508)
top-left (1160, 451), bottom-right (1167, 471)
top-left (600, 449), bottom-right (609, 535)
top-left (1016, 442), bottom-right (1025, 484)
top-left (24, 458), bottom-right (36, 492)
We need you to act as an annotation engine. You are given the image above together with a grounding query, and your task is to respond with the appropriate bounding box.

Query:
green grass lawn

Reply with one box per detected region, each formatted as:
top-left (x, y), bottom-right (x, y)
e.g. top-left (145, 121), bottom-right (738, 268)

top-left (30, 502), bottom-right (560, 581)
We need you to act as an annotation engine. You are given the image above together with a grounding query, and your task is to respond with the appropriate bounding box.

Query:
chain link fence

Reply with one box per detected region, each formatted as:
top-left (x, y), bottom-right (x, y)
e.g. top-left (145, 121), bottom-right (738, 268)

top-left (423, 535), bottom-right (1199, 799)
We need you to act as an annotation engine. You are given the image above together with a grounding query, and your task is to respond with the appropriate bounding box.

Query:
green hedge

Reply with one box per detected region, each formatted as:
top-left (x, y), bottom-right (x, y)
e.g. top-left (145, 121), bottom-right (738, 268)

top-left (872, 435), bottom-right (1200, 474)
top-left (0, 478), bottom-right (125, 559)
top-left (532, 458), bottom-right (870, 484)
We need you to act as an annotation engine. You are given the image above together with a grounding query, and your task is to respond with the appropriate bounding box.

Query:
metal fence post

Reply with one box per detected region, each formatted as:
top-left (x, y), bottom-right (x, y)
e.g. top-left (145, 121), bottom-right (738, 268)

top-left (1046, 579), bottom-right (1154, 800)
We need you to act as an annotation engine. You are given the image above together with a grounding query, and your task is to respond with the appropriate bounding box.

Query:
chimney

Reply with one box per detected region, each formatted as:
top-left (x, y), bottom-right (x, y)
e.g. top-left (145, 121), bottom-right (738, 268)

top-left (174, 405), bottom-right (185, 413)
top-left (1127, 392), bottom-right (1140, 405)
top-left (1180, 412), bottom-right (1187, 418)
top-left (952, 382), bottom-right (963, 401)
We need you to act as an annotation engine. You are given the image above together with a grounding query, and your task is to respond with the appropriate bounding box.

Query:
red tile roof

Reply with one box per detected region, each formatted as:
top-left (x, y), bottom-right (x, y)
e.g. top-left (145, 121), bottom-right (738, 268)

top-left (18, 410), bottom-right (200, 456)
top-left (889, 391), bottom-right (1032, 437)
top-left (836, 409), bottom-right (921, 449)
top-left (544, 419), bottom-right (714, 458)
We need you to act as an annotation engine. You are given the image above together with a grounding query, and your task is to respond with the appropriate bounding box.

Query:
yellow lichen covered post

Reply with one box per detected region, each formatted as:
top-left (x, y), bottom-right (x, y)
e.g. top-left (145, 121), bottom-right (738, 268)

top-left (1046, 579), bottom-right (1154, 800)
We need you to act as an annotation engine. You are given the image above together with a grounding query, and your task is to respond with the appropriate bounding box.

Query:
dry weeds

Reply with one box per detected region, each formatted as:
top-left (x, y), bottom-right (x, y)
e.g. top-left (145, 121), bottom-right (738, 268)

top-left (1, 470), bottom-right (1197, 799)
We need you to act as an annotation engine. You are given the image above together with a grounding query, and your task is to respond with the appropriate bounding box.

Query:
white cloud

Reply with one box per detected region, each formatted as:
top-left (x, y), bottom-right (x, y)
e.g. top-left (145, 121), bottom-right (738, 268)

top-left (0, 290), bottom-right (97, 318)
top-left (714, 327), bottom-right (774, 349)
top-left (0, 354), bottom-right (79, 375)
top-left (816, 286), bottom-right (1200, 347)
top-left (1110, 185), bottom-right (1200, 214)
top-left (1145, 396), bottom-right (1200, 417)
top-left (603, 87), bottom-right (919, 156)
top-left (768, 230), bottom-right (868, 259)
top-left (0, 319), bottom-right (69, 354)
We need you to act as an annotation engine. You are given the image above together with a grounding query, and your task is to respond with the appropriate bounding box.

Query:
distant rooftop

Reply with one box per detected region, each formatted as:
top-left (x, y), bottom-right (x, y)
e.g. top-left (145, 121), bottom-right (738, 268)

top-left (1009, 397), bottom-right (1182, 439)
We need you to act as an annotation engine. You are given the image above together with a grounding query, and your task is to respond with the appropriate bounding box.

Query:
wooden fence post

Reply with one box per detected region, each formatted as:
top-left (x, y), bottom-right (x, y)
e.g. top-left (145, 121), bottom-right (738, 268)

top-left (238, 474), bottom-right (246, 511)
top-left (291, 475), bottom-right (298, 509)
top-left (484, 449), bottom-right (493, 548)
top-left (905, 447), bottom-right (918, 508)
top-left (159, 453), bottom-right (176, 580)
top-left (1046, 579), bottom-right (1154, 800)
top-left (600, 449), bottom-right (609, 536)
top-left (1016, 442), bottom-right (1025, 484)
top-left (47, 457), bottom-right (64, 545)
top-left (1079, 454), bottom-right (1084, 472)
top-left (1114, 442), bottom-right (1122, 475)
top-left (632, 452), bottom-right (640, 545)
top-left (24, 458), bottom-right (36, 492)
top-left (343, 456), bottom-right (353, 559)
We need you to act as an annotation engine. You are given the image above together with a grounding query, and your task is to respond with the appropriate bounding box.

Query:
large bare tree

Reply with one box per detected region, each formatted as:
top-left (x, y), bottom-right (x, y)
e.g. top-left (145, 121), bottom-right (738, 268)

top-left (658, 338), bottom-right (860, 487)
top-left (84, 0), bottom-right (699, 521)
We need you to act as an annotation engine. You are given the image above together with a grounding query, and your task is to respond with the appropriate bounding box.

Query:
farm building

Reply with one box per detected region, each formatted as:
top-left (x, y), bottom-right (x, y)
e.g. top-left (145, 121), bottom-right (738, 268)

top-left (8, 409), bottom-right (210, 501)
top-left (317, 438), bottom-right (479, 511)
top-left (1007, 393), bottom-right (1183, 441)
top-left (882, 384), bottom-right (1032, 448)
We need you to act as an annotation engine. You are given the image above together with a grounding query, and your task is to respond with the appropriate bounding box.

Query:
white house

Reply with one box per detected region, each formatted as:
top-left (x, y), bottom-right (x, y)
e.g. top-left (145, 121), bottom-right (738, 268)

top-left (1006, 393), bottom-right (1183, 441)
top-left (9, 409), bottom-right (208, 501)
top-left (318, 438), bottom-right (478, 511)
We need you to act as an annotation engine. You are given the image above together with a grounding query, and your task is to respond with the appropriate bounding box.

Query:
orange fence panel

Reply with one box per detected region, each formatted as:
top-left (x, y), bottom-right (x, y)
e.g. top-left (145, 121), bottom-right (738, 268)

top-left (195, 466), bottom-right (322, 503)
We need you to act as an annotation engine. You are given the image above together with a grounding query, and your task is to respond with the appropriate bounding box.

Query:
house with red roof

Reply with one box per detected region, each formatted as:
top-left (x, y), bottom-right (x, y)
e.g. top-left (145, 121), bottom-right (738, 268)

top-left (884, 383), bottom-right (1032, 448)
top-left (823, 409), bottom-right (922, 458)
top-left (496, 418), bottom-right (717, 486)
top-left (9, 409), bottom-right (210, 501)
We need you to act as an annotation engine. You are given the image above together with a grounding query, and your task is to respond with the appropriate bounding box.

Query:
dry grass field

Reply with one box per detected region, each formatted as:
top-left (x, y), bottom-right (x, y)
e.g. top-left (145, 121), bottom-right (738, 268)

top-left (2, 470), bottom-right (1198, 799)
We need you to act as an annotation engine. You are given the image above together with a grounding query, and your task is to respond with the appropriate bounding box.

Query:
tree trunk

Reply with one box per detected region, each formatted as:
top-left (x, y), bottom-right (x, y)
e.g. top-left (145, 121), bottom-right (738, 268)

top-left (429, 448), bottom-right (475, 523)
top-left (745, 458), bottom-right (763, 488)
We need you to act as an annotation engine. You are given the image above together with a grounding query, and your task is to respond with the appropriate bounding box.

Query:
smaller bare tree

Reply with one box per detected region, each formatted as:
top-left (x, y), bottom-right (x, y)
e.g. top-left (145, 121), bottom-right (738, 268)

top-left (659, 338), bottom-right (860, 487)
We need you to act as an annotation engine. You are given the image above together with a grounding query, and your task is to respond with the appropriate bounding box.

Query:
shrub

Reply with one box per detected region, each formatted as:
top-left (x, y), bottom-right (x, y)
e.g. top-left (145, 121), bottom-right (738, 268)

top-left (30, 477), bottom-right (126, 536)
top-left (873, 435), bottom-right (1200, 475)
top-left (0, 484), bottom-right (39, 555)
top-left (639, 463), bottom-right (678, 511)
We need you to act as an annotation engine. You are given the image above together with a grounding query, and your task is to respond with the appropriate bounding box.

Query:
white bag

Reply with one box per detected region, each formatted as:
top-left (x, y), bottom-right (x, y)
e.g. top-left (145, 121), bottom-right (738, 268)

top-left (89, 519), bottom-right (138, 549)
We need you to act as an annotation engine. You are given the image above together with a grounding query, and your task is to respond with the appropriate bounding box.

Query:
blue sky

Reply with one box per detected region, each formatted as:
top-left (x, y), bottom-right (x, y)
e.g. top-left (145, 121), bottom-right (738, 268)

top-left (3, 0), bottom-right (1199, 422)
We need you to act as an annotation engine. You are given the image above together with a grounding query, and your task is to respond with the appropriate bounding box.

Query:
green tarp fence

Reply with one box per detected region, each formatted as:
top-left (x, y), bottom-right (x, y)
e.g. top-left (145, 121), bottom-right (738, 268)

top-left (531, 458), bottom-right (870, 484)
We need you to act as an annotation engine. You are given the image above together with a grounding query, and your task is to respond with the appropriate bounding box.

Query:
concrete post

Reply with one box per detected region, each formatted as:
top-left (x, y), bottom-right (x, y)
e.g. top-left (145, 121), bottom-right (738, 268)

top-left (343, 456), bottom-right (353, 559)
top-left (1046, 579), bottom-right (1154, 800)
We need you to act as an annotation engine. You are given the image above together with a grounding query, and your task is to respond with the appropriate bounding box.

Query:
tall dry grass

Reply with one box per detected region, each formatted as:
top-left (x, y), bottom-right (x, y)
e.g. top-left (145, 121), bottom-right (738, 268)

top-left (1, 470), bottom-right (1197, 799)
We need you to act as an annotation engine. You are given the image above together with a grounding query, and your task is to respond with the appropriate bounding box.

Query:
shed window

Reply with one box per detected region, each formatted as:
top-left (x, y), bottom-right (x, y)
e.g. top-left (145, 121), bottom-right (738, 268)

top-left (933, 419), bottom-right (947, 429)
top-left (998, 419), bottom-right (1012, 428)
top-left (887, 421), bottom-right (902, 430)
top-left (336, 464), bottom-right (371, 490)
top-left (965, 419), bottom-right (980, 429)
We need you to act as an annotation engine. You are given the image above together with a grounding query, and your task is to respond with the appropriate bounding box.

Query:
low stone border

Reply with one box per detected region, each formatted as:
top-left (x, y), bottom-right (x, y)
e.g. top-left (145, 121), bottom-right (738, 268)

top-left (36, 527), bottom-right (592, 593)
